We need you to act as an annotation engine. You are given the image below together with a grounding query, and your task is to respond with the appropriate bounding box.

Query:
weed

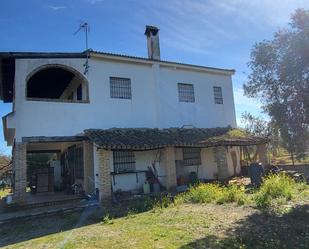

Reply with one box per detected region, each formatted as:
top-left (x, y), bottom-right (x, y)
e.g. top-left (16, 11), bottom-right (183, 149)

top-left (126, 208), bottom-right (138, 218)
top-left (254, 173), bottom-right (308, 208)
top-left (174, 183), bottom-right (249, 206)
top-left (101, 214), bottom-right (114, 225)
top-left (217, 184), bottom-right (249, 205)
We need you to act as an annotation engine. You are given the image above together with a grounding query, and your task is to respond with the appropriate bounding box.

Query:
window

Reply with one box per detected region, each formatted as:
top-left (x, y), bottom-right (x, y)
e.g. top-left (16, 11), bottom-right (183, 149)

top-left (110, 77), bottom-right (132, 99)
top-left (113, 151), bottom-right (136, 173)
top-left (214, 86), bottom-right (223, 104)
top-left (183, 148), bottom-right (201, 166)
top-left (178, 83), bottom-right (195, 102)
top-left (77, 84), bottom-right (82, 100)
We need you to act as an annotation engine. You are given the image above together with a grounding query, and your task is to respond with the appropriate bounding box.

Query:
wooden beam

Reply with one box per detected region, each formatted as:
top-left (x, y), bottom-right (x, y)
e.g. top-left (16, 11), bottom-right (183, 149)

top-left (27, 150), bottom-right (61, 154)
top-left (22, 136), bottom-right (87, 143)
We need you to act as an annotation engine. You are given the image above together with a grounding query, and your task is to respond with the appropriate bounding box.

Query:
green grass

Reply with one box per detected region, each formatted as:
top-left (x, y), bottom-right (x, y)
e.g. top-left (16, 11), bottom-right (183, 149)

top-left (0, 178), bottom-right (308, 249)
top-left (269, 148), bottom-right (309, 165)
top-left (0, 202), bottom-right (308, 249)
top-left (0, 204), bottom-right (235, 249)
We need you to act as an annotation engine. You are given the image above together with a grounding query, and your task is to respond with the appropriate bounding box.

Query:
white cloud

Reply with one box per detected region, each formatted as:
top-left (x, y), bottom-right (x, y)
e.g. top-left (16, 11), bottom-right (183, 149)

top-left (136, 1), bottom-right (236, 56)
top-left (46, 5), bottom-right (66, 11)
top-left (189, 0), bottom-right (309, 28)
top-left (139, 0), bottom-right (309, 54)
top-left (84, 0), bottom-right (104, 4)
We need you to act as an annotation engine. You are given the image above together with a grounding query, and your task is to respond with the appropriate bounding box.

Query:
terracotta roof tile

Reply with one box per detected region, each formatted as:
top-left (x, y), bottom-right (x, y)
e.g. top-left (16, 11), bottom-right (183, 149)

top-left (84, 127), bottom-right (268, 150)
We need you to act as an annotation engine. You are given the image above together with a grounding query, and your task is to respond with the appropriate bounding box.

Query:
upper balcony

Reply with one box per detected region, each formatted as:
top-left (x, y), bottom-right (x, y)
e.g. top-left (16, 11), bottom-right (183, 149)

top-left (26, 64), bottom-right (89, 104)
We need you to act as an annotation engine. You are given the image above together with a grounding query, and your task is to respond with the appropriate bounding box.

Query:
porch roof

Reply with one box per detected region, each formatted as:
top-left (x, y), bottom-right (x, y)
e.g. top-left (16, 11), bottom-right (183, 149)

top-left (84, 127), bottom-right (268, 150)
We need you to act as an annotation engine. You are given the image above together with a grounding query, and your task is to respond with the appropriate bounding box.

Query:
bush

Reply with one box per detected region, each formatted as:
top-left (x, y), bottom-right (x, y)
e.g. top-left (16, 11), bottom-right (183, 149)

top-left (217, 184), bottom-right (248, 205)
top-left (254, 173), bottom-right (306, 208)
top-left (174, 183), bottom-right (248, 206)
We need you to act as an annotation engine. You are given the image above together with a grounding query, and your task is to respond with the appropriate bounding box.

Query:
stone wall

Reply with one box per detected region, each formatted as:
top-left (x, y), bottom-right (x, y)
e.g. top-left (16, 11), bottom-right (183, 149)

top-left (278, 164), bottom-right (309, 179)
top-left (12, 142), bottom-right (27, 203)
top-left (97, 149), bottom-right (112, 201)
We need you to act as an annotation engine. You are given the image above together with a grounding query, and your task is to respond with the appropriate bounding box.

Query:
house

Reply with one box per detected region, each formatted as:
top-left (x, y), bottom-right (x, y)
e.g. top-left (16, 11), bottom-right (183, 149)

top-left (0, 26), bottom-right (268, 205)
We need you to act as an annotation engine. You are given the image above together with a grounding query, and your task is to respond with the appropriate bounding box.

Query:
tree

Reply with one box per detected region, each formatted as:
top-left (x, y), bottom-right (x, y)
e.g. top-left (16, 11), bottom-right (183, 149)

top-left (244, 9), bottom-right (309, 160)
top-left (241, 112), bottom-right (281, 157)
top-left (241, 112), bottom-right (269, 137)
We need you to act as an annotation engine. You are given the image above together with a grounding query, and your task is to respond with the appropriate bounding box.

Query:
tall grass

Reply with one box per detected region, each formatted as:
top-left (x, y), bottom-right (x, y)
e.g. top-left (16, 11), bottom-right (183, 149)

top-left (174, 183), bottom-right (248, 206)
top-left (174, 174), bottom-right (308, 209)
top-left (254, 173), bottom-right (308, 208)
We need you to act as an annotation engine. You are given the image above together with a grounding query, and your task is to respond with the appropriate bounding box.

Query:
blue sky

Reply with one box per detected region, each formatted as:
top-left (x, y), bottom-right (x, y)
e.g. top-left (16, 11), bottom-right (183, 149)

top-left (1, 0), bottom-right (309, 155)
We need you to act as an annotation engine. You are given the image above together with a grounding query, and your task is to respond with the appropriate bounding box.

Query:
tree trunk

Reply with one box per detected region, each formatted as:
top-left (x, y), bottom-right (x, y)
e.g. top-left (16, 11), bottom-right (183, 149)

top-left (291, 152), bottom-right (295, 166)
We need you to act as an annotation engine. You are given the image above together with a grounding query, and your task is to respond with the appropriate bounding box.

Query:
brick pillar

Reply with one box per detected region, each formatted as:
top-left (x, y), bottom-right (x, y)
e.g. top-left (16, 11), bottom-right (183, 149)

top-left (214, 146), bottom-right (229, 180)
top-left (83, 140), bottom-right (94, 195)
top-left (97, 149), bottom-right (112, 201)
top-left (163, 146), bottom-right (177, 192)
top-left (257, 144), bottom-right (268, 166)
top-left (13, 142), bottom-right (27, 204)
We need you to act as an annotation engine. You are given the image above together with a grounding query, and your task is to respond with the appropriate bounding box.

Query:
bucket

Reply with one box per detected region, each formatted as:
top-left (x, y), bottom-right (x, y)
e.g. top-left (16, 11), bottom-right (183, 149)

top-left (6, 195), bottom-right (13, 205)
top-left (143, 181), bottom-right (150, 194)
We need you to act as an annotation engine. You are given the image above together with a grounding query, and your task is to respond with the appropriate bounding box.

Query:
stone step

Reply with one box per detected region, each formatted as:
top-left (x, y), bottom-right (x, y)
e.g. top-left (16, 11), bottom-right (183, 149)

top-left (6, 195), bottom-right (86, 212)
top-left (0, 201), bottom-right (99, 224)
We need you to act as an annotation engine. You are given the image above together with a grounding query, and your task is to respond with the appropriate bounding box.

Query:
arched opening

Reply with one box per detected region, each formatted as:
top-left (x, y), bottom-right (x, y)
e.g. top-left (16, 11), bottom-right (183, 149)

top-left (26, 65), bottom-right (89, 102)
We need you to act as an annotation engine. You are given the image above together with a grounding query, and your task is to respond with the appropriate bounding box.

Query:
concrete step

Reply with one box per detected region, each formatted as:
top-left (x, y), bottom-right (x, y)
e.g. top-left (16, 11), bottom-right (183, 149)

top-left (6, 195), bottom-right (86, 211)
top-left (0, 201), bottom-right (99, 224)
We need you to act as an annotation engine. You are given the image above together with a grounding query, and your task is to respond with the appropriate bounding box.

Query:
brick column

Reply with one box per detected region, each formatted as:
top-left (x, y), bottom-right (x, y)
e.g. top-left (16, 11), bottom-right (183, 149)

top-left (97, 149), bottom-right (112, 201)
top-left (163, 146), bottom-right (177, 192)
top-left (214, 146), bottom-right (229, 180)
top-left (13, 142), bottom-right (27, 204)
top-left (257, 144), bottom-right (268, 166)
top-left (83, 140), bottom-right (94, 195)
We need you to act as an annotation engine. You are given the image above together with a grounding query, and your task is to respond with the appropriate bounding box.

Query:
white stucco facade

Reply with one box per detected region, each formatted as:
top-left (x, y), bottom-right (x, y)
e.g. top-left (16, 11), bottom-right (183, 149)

top-left (93, 146), bottom-right (167, 192)
top-left (5, 54), bottom-right (236, 144)
top-left (92, 145), bottom-right (241, 193)
top-left (2, 52), bottom-right (242, 198)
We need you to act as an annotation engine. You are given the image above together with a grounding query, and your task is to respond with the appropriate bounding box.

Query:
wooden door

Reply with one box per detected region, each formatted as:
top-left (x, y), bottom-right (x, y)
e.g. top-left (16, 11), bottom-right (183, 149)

top-left (231, 151), bottom-right (238, 176)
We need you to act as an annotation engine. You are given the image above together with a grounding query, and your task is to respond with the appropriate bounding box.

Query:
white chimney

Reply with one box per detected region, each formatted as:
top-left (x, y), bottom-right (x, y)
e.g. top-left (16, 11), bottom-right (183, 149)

top-left (144, 25), bottom-right (160, 60)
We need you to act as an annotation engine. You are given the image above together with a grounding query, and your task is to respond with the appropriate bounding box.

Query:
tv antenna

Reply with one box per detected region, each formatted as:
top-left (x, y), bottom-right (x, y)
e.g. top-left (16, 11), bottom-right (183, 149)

top-left (74, 21), bottom-right (90, 74)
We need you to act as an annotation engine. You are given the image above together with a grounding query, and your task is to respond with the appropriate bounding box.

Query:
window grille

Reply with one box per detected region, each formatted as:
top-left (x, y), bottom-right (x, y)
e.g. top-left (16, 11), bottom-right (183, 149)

top-left (67, 146), bottom-right (84, 179)
top-left (110, 77), bottom-right (132, 99)
top-left (183, 148), bottom-right (201, 166)
top-left (113, 151), bottom-right (136, 173)
top-left (214, 86), bottom-right (223, 104)
top-left (178, 83), bottom-right (195, 102)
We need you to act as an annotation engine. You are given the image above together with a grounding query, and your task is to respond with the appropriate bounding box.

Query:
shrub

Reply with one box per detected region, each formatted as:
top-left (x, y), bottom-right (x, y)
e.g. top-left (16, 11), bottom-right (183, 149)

top-left (217, 184), bottom-right (248, 205)
top-left (174, 183), bottom-right (248, 206)
top-left (254, 173), bottom-right (305, 208)
top-left (176, 184), bottom-right (223, 204)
